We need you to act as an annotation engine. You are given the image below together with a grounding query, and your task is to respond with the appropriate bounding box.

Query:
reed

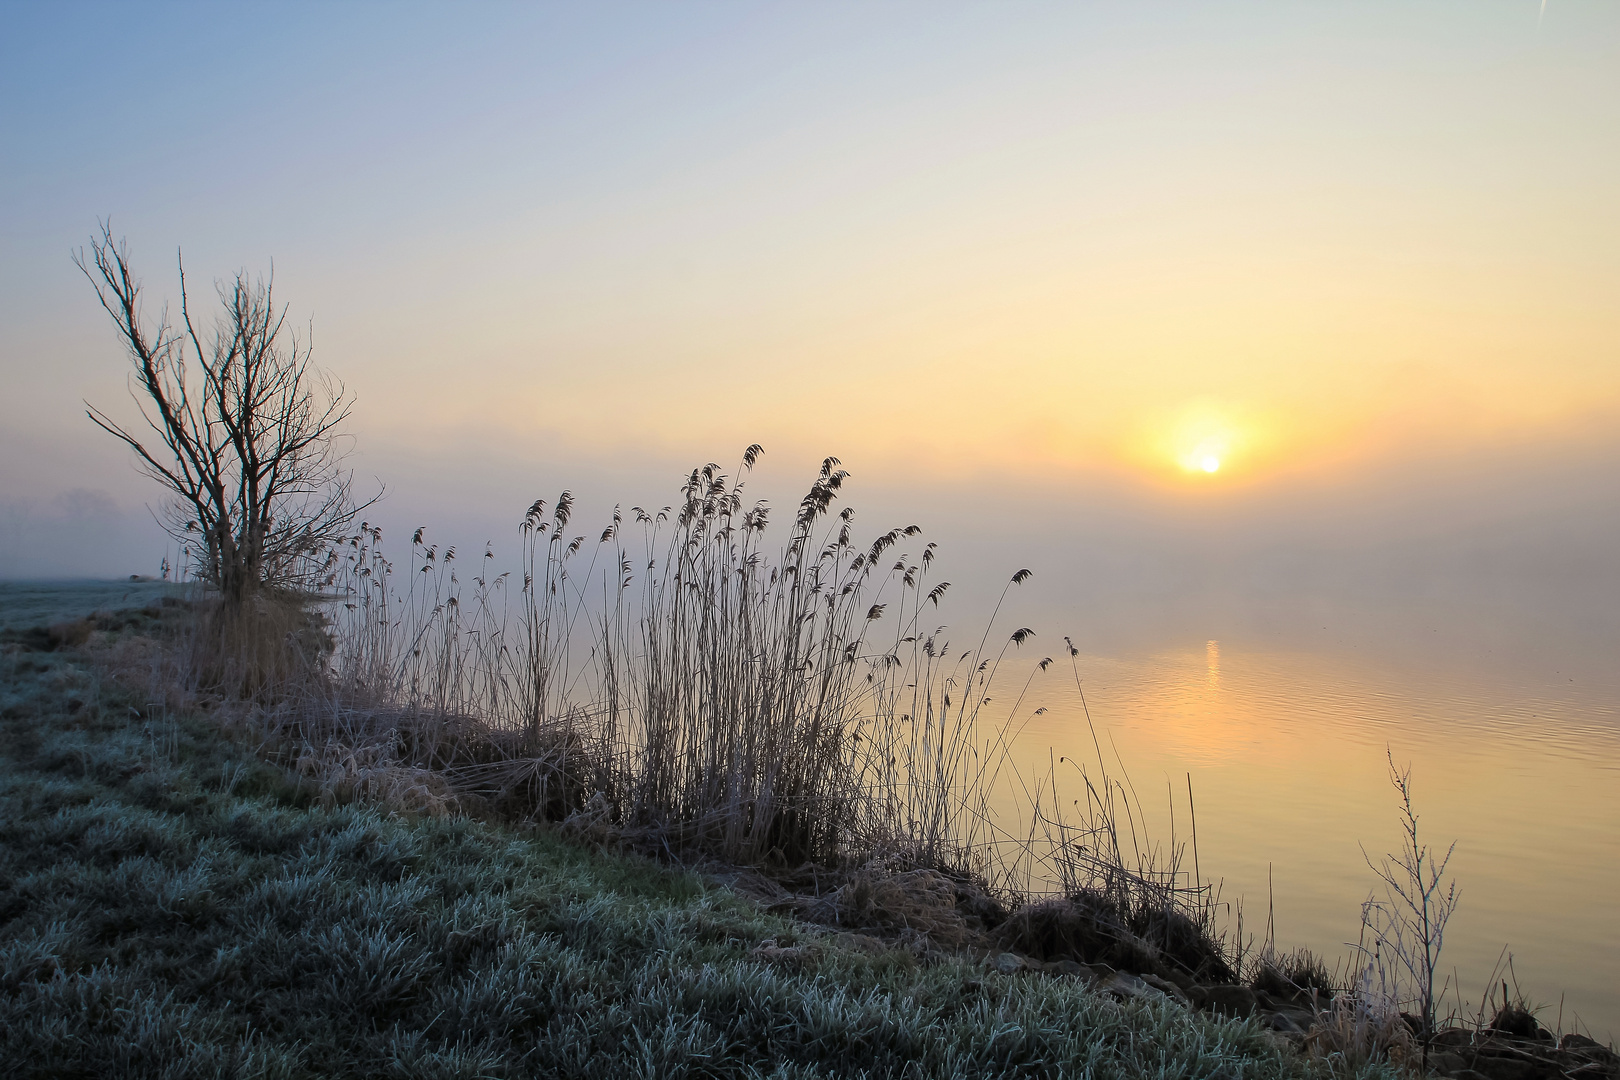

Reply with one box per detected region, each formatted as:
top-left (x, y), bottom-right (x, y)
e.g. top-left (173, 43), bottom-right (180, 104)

top-left (245, 449), bottom-right (1253, 986)
top-left (289, 451), bottom-right (1039, 873)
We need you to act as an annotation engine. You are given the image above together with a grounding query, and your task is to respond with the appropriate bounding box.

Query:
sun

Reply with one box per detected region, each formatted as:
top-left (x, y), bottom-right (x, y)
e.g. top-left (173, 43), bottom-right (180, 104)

top-left (1176, 427), bottom-right (1233, 476)
top-left (1127, 399), bottom-right (1267, 482)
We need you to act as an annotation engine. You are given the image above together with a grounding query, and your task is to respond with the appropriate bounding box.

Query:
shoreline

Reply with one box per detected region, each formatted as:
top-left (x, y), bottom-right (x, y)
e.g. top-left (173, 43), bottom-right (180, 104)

top-left (1, 585), bottom-right (1613, 1077)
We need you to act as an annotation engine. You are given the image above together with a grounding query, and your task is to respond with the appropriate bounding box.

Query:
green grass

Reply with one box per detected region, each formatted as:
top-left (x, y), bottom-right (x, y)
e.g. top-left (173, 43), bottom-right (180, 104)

top-left (0, 601), bottom-right (1403, 1079)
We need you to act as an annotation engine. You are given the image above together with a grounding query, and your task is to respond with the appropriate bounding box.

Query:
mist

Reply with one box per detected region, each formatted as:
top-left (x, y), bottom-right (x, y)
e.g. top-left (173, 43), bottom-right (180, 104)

top-left (14, 409), bottom-right (1611, 696)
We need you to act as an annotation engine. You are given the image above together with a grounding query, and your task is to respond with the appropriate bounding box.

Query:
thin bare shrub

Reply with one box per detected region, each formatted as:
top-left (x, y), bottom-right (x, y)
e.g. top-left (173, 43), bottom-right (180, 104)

top-left (1357, 751), bottom-right (1460, 1063)
top-left (1299, 753), bottom-right (1460, 1071)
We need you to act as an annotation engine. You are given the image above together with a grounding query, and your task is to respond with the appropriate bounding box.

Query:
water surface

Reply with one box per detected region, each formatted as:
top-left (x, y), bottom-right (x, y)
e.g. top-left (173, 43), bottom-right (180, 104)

top-left (1003, 592), bottom-right (1619, 1041)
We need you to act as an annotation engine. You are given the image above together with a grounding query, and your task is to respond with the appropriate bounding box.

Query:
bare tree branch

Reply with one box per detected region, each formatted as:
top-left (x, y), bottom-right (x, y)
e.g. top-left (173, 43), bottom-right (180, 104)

top-left (77, 223), bottom-right (379, 605)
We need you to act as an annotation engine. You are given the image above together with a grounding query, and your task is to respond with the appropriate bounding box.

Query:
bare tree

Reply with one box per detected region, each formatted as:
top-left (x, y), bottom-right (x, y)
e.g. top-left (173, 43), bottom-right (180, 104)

top-left (77, 224), bottom-right (372, 606)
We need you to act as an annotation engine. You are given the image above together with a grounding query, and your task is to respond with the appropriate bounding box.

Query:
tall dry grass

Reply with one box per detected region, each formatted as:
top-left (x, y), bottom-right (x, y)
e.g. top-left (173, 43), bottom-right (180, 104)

top-left (85, 451), bottom-right (1297, 983)
top-left (234, 449), bottom-right (1261, 985)
top-left (292, 452), bottom-right (1046, 872)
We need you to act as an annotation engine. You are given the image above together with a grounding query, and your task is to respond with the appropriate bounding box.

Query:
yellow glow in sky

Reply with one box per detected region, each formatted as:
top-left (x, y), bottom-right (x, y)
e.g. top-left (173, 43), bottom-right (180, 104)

top-left (8, 3), bottom-right (1620, 520)
top-left (1106, 401), bottom-right (1288, 486)
top-left (1176, 414), bottom-right (1235, 477)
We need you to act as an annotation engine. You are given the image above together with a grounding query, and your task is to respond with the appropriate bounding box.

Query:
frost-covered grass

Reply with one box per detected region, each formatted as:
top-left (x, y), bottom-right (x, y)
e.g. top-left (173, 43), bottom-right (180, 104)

top-left (0, 608), bottom-right (1403, 1079)
top-left (0, 579), bottom-right (183, 631)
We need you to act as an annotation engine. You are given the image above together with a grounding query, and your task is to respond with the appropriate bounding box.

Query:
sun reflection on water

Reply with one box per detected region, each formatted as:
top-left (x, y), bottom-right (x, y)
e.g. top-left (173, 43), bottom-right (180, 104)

top-left (1002, 640), bottom-right (1620, 1042)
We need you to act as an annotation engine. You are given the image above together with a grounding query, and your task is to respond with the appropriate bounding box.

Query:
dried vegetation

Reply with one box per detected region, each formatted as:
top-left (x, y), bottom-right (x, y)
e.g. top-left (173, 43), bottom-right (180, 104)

top-left (0, 588), bottom-right (1414, 1080)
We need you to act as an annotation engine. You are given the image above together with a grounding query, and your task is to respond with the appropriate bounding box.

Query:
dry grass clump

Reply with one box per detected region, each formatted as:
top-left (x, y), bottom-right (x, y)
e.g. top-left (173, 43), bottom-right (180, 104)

top-left (818, 866), bottom-right (973, 948)
top-left (293, 740), bottom-right (459, 816)
top-left (994, 888), bottom-right (1237, 984)
top-left (263, 692), bottom-right (610, 824)
top-left (1254, 948), bottom-right (1336, 1001)
top-left (713, 857), bottom-right (1011, 955)
top-left (45, 619), bottom-right (94, 650)
top-left (995, 641), bottom-right (1242, 987)
top-left (186, 590), bottom-right (332, 699)
top-left (85, 587), bottom-right (331, 708)
top-left (1305, 991), bottom-right (1418, 1070)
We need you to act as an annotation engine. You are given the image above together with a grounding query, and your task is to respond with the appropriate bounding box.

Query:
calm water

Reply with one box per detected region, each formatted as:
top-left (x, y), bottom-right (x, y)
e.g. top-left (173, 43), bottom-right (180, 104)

top-left (1001, 595), bottom-right (1620, 1042)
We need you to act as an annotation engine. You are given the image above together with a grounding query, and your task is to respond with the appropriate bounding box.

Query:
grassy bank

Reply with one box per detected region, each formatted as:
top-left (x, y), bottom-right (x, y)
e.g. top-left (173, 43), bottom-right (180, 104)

top-left (0, 596), bottom-right (1405, 1079)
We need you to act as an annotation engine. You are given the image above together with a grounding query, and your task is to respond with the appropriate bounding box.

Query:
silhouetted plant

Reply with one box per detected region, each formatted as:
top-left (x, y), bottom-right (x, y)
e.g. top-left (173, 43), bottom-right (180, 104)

top-left (78, 223), bottom-right (373, 607)
top-left (1356, 751), bottom-right (1460, 1067)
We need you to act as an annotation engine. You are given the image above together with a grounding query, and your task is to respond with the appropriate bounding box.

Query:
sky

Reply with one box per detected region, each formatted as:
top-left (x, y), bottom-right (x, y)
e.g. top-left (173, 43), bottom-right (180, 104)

top-left (3, 0), bottom-right (1618, 648)
top-left (9, 3), bottom-right (1620, 1034)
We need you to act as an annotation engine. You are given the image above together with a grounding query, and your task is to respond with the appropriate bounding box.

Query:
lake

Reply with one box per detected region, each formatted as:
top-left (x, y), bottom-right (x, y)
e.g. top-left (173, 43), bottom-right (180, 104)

top-left (1000, 588), bottom-right (1619, 1043)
